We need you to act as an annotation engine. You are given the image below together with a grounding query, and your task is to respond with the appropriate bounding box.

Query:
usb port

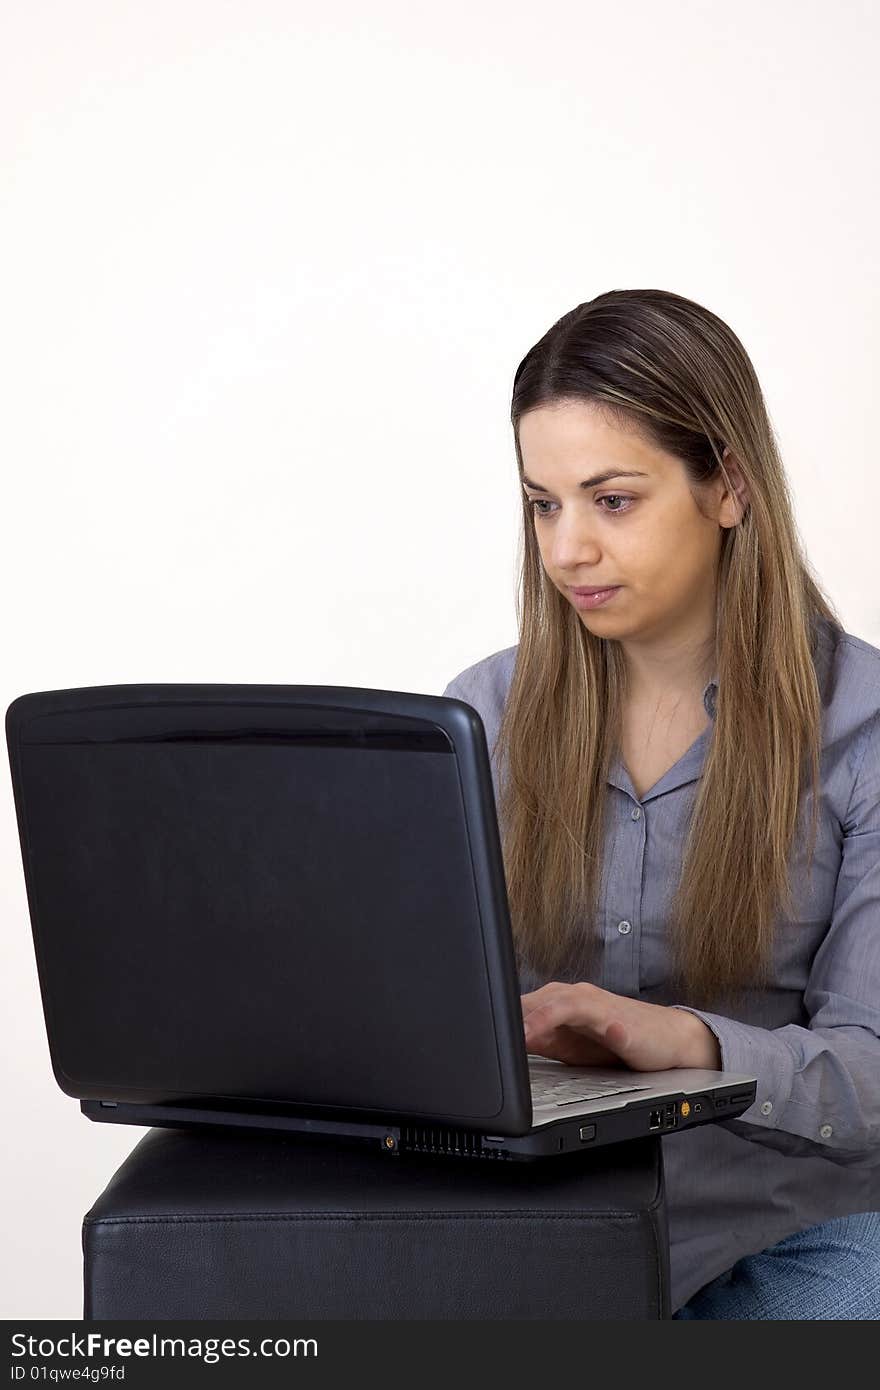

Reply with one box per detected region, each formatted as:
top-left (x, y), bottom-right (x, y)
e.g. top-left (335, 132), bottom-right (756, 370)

top-left (649, 1109), bottom-right (662, 1130)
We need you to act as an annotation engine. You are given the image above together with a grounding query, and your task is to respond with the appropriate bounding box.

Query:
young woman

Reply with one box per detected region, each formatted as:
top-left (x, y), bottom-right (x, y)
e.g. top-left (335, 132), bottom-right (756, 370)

top-left (442, 288), bottom-right (880, 1320)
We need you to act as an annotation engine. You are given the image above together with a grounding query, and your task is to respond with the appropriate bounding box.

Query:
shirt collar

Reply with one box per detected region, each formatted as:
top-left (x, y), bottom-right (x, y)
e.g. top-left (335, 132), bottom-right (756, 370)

top-left (700, 615), bottom-right (835, 723)
top-left (702, 675), bottom-right (718, 720)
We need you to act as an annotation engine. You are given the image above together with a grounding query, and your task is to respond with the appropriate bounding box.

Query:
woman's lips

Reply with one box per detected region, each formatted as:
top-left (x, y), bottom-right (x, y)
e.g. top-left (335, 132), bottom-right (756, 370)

top-left (570, 586), bottom-right (621, 610)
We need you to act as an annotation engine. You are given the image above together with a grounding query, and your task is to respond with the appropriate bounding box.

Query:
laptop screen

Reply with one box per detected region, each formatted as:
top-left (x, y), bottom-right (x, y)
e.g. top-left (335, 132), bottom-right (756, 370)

top-left (7, 685), bottom-right (530, 1130)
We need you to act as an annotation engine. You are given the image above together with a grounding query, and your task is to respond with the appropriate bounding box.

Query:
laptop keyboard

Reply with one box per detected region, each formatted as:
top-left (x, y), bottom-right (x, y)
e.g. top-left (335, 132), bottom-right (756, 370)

top-left (530, 1075), bottom-right (654, 1107)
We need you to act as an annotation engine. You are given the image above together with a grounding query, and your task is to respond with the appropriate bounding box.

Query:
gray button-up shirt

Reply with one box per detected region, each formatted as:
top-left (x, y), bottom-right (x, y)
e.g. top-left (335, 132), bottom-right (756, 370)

top-left (441, 615), bottom-right (880, 1313)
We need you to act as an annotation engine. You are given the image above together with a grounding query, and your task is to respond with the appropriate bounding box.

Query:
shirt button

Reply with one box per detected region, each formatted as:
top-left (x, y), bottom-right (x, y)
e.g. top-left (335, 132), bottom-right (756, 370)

top-left (631, 807), bottom-right (641, 820)
top-left (760, 1101), bottom-right (773, 1115)
top-left (820, 1123), bottom-right (833, 1138)
top-left (617, 921), bottom-right (632, 935)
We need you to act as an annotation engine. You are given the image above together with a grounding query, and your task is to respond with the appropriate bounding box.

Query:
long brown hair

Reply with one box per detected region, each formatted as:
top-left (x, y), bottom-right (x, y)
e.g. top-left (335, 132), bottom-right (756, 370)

top-left (494, 288), bottom-right (843, 1013)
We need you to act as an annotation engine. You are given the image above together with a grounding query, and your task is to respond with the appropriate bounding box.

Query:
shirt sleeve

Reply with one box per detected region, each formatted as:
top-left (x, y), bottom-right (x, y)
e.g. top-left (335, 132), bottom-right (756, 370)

top-left (671, 710), bottom-right (880, 1165)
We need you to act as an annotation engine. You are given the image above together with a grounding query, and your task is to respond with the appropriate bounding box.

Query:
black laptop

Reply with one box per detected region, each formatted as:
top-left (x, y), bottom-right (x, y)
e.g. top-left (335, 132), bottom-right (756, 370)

top-left (5, 682), bottom-right (756, 1162)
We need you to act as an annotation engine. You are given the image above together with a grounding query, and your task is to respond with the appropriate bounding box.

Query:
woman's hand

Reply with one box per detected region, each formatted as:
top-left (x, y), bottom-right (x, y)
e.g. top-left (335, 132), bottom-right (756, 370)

top-left (521, 981), bottom-right (722, 1072)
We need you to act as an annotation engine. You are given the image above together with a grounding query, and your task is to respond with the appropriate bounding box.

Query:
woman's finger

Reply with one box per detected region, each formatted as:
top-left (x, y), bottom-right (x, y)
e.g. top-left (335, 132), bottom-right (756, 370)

top-left (527, 1023), bottom-right (622, 1067)
top-left (519, 981), bottom-right (573, 1016)
top-left (524, 983), bottom-right (604, 1035)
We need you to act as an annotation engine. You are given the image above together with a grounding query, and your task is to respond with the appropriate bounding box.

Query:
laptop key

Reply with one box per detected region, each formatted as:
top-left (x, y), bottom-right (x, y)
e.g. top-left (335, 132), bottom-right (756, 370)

top-left (531, 1077), bottom-right (643, 1096)
top-left (531, 1080), bottom-right (653, 1105)
top-left (550, 1085), bottom-right (653, 1106)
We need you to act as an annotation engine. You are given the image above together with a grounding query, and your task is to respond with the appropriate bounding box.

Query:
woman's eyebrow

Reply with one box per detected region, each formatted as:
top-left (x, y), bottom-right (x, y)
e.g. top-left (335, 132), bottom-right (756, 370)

top-left (521, 469), bottom-right (650, 493)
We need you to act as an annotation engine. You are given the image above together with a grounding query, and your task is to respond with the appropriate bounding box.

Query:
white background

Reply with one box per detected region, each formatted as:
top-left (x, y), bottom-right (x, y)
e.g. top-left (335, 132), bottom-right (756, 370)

top-left (2, 0), bottom-right (878, 1318)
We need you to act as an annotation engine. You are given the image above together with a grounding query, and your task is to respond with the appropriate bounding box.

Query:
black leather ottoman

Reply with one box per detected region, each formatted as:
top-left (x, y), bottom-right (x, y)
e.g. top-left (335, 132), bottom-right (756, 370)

top-left (82, 1127), bottom-right (671, 1319)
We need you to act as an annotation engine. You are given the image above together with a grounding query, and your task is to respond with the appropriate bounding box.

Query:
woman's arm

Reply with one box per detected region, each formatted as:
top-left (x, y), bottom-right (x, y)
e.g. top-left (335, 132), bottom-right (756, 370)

top-left (671, 709), bottom-right (880, 1164)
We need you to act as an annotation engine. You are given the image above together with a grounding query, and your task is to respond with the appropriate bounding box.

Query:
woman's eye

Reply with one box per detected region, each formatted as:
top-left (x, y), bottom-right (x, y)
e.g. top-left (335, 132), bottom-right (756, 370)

top-left (527, 494), bottom-right (633, 518)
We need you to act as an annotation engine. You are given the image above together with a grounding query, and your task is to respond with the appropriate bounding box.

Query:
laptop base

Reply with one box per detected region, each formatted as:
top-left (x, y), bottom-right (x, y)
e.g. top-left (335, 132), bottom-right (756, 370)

top-left (81, 1080), bottom-right (755, 1162)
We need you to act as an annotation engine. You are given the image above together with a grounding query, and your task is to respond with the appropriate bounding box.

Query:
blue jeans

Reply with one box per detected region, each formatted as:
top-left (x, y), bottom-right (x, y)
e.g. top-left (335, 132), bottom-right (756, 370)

top-left (672, 1212), bottom-right (880, 1319)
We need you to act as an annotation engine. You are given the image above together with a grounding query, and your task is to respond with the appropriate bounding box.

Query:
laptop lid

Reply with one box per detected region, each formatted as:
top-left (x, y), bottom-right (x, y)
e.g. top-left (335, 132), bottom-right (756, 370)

top-left (6, 682), bottom-right (535, 1135)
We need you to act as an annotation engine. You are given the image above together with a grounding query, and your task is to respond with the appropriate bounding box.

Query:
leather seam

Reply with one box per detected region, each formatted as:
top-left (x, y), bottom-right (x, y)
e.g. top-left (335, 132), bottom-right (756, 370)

top-left (83, 1210), bottom-right (647, 1226)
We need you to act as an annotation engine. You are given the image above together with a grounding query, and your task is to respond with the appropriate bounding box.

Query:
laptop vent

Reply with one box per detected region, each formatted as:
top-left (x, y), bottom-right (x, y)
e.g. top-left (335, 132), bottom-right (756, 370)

top-left (400, 1126), bottom-right (512, 1160)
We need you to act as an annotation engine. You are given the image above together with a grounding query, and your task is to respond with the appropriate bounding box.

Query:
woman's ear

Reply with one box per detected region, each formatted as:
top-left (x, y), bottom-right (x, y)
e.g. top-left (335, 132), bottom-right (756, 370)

top-left (719, 447), bottom-right (751, 526)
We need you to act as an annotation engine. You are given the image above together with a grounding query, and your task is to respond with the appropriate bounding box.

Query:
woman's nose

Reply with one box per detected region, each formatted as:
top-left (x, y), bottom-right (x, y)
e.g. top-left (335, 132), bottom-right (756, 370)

top-left (549, 519), bottom-right (602, 566)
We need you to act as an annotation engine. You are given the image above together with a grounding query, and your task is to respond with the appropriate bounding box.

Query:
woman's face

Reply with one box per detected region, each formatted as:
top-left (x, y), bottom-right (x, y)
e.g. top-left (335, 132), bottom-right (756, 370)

top-left (517, 399), bottom-right (743, 655)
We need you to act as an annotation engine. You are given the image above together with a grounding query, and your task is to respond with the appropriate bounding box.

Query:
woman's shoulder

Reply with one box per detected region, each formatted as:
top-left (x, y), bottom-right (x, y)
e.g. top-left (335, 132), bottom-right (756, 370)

top-left (440, 645), bottom-right (519, 761)
top-left (441, 643), bottom-right (518, 704)
top-left (817, 617), bottom-right (880, 729)
top-left (812, 619), bottom-right (880, 824)
top-left (441, 645), bottom-right (518, 792)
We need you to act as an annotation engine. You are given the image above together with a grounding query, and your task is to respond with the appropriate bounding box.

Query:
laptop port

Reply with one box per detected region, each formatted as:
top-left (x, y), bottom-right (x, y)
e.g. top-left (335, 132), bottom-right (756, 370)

top-left (649, 1109), bottom-right (662, 1130)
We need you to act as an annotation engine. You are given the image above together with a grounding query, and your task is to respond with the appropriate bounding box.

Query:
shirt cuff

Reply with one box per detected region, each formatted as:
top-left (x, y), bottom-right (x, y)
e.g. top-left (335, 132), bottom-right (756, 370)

top-left (668, 1006), bottom-right (798, 1129)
